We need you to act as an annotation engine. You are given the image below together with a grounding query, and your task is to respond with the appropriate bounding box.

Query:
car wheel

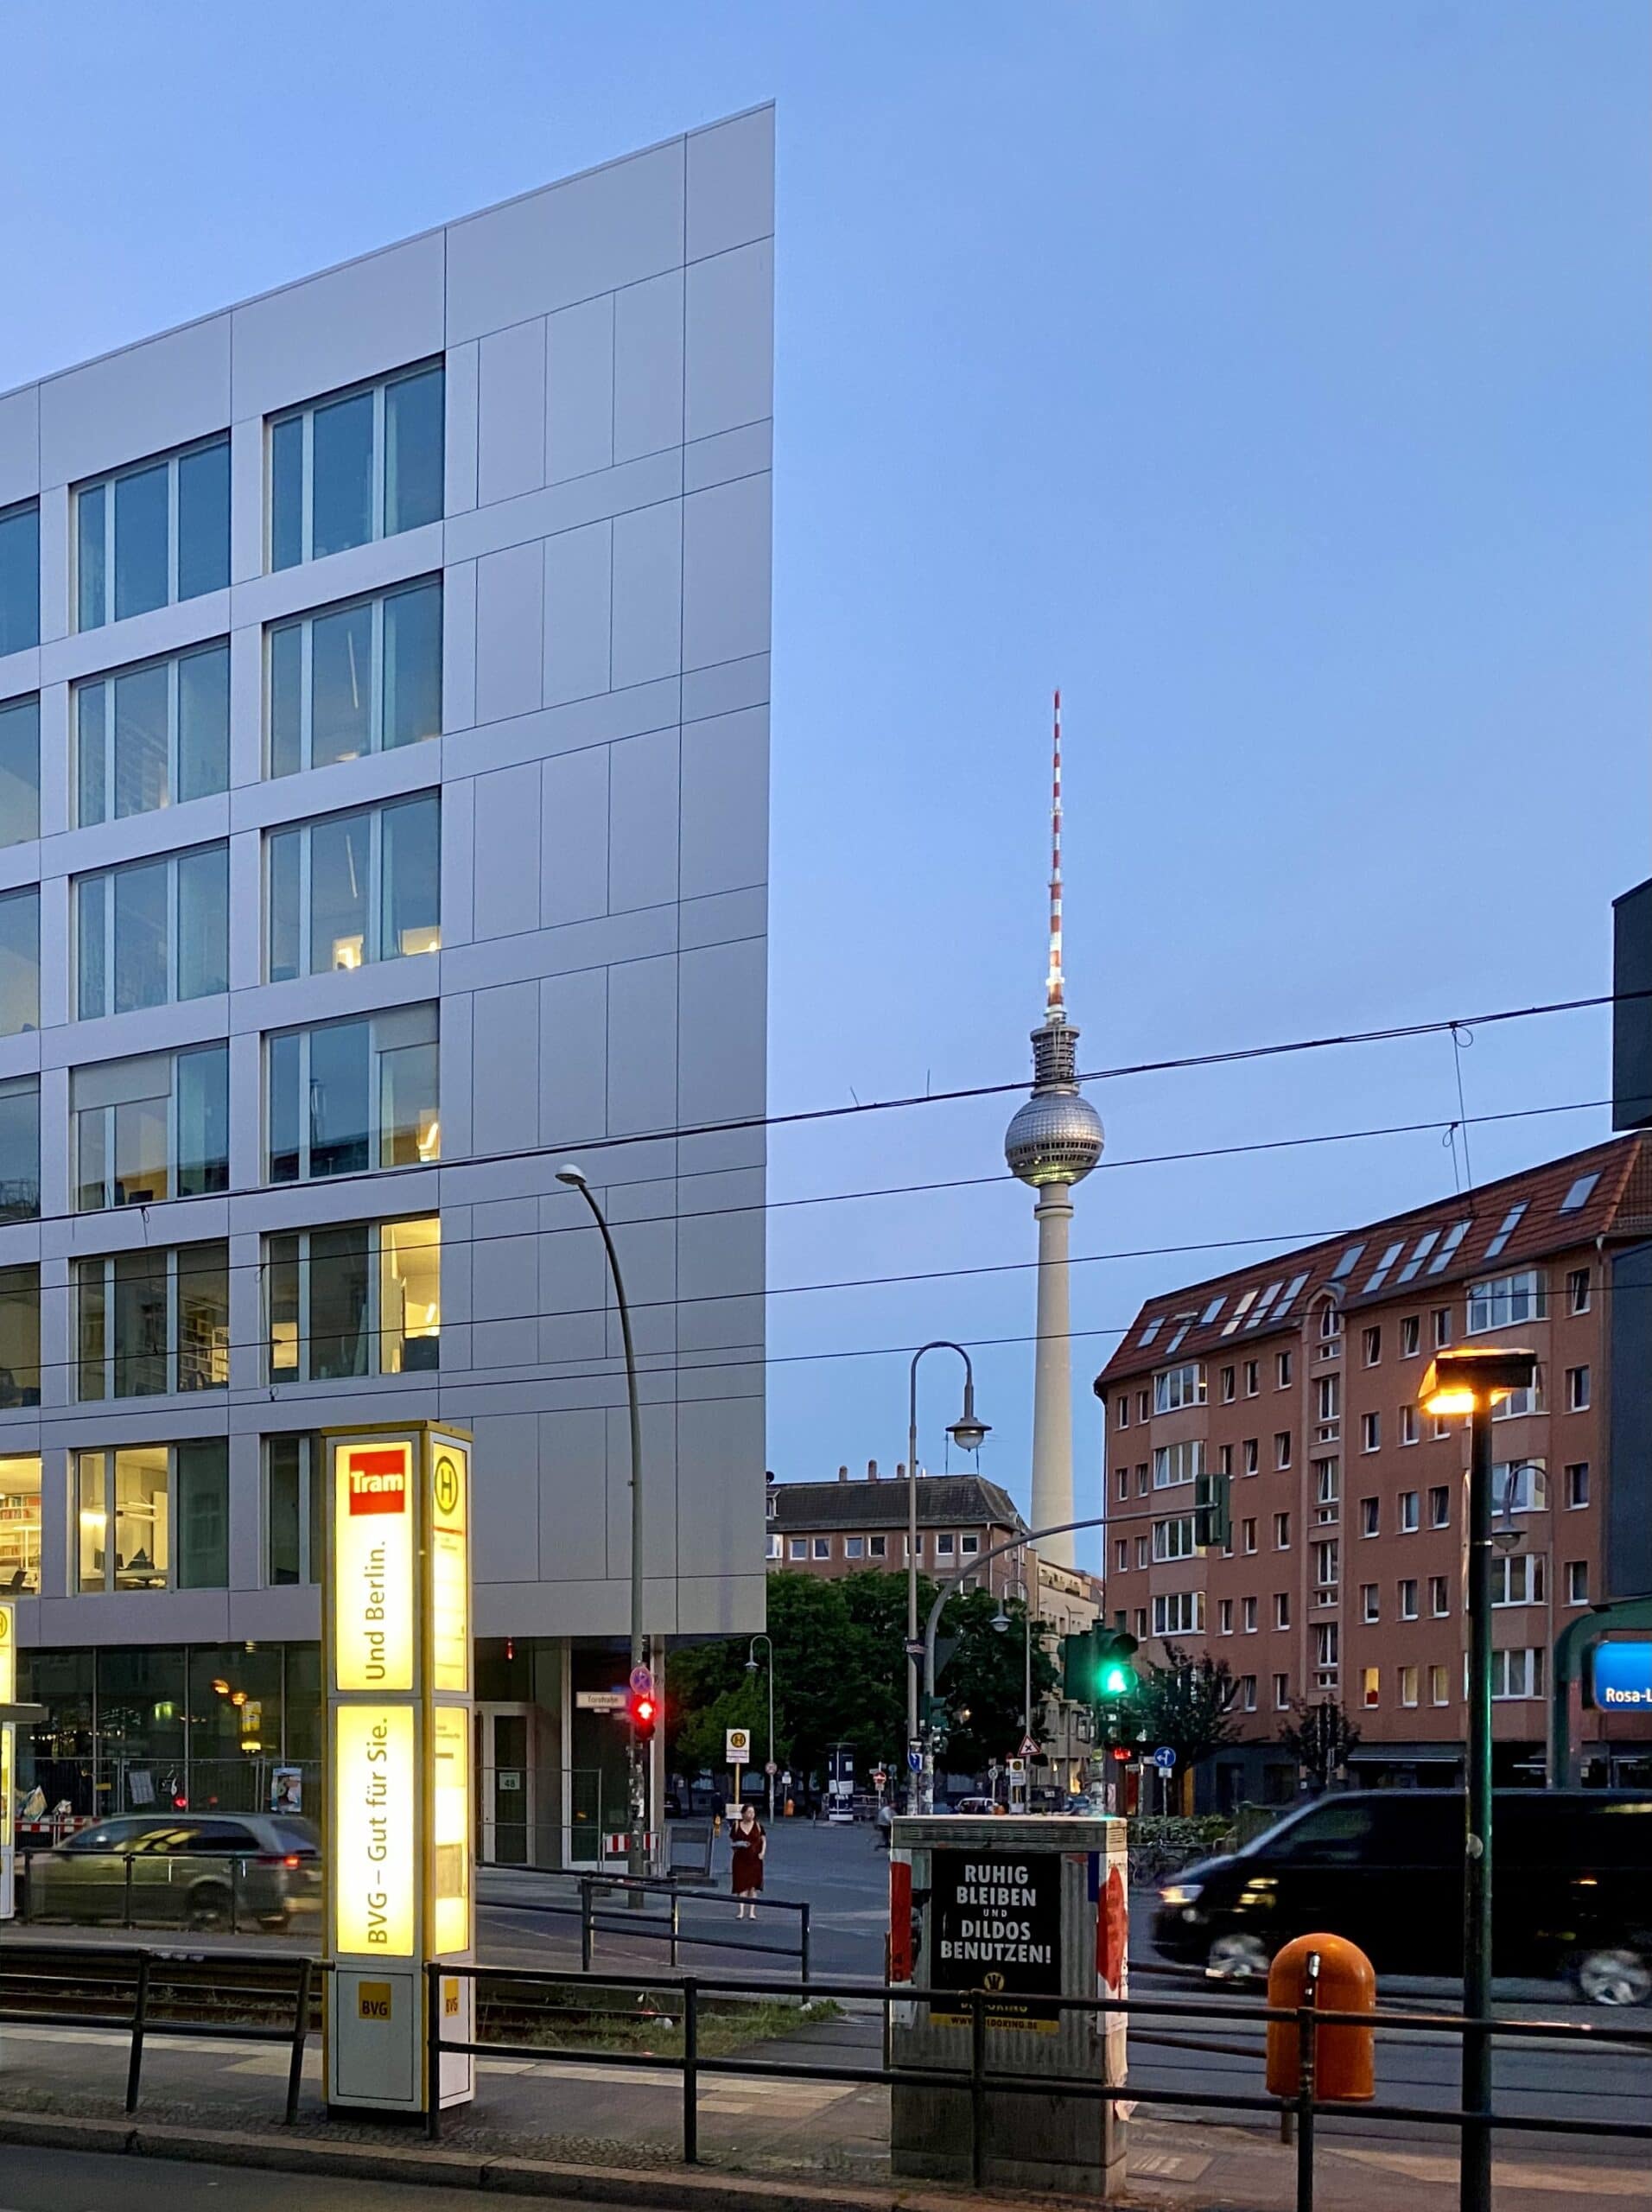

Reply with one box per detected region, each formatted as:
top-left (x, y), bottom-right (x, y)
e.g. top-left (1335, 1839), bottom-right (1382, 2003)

top-left (187, 1884), bottom-right (232, 1931)
top-left (1576, 1948), bottom-right (1651, 2007)
top-left (1206, 1932), bottom-right (1271, 1983)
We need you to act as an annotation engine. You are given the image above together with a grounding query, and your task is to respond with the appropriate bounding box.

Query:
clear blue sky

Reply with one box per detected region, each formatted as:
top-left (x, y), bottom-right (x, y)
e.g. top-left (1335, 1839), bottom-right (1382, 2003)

top-left (4, 4), bottom-right (1646, 1556)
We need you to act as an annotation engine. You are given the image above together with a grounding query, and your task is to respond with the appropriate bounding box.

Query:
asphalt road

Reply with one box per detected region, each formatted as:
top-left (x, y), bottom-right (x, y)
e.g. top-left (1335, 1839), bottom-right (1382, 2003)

top-left (0, 2145), bottom-right (633, 2212)
top-left (475, 1820), bottom-right (1652, 2175)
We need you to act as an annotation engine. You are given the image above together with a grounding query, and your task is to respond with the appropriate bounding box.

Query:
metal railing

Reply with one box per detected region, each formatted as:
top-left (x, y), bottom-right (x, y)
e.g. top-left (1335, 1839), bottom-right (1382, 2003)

top-left (424, 1957), bottom-right (1652, 2208)
top-left (21, 1850), bottom-right (321, 1937)
top-left (0, 1942), bottom-right (321, 2123)
top-left (479, 1865), bottom-right (811, 1980)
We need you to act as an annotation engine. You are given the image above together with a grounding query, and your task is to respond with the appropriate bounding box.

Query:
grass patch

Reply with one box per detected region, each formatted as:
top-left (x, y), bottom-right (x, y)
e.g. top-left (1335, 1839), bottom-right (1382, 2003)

top-left (480, 1992), bottom-right (843, 2059)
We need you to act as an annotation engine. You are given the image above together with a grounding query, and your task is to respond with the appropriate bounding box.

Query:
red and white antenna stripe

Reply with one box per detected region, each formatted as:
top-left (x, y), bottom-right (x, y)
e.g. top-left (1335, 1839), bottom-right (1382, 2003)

top-left (1046, 688), bottom-right (1064, 1017)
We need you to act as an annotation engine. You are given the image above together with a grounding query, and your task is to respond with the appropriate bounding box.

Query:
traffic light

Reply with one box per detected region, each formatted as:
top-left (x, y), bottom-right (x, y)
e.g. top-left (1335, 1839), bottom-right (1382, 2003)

top-left (1062, 1626), bottom-right (1139, 1705)
top-left (1194, 1470), bottom-right (1232, 1553)
top-left (627, 1686), bottom-right (659, 1744)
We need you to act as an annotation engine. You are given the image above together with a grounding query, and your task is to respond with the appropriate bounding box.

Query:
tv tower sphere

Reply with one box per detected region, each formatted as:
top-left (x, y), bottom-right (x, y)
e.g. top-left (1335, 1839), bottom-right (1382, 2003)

top-left (1004, 1021), bottom-right (1105, 1186)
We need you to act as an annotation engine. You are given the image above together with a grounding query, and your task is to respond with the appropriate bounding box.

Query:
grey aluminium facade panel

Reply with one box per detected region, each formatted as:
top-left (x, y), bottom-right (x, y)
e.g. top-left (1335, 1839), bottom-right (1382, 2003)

top-left (0, 104), bottom-right (773, 1650)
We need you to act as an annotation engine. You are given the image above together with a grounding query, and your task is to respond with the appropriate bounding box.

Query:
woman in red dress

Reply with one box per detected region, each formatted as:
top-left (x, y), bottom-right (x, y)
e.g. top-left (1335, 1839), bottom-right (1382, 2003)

top-left (730, 1802), bottom-right (766, 1919)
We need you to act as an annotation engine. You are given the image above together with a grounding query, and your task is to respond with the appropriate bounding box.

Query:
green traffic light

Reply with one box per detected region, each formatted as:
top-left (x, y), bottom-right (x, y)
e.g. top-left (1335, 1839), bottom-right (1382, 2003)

top-left (1099, 1663), bottom-right (1136, 1697)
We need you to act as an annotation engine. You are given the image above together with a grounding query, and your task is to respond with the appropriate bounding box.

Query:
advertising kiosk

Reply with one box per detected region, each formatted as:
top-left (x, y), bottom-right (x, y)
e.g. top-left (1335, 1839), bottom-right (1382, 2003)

top-left (888, 1812), bottom-right (1128, 2196)
top-left (324, 1424), bottom-right (474, 2118)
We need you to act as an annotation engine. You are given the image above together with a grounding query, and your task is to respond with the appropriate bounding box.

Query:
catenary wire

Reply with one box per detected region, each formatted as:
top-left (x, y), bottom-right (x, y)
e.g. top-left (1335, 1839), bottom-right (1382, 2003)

top-left (25, 981), bottom-right (1631, 1242)
top-left (21, 1088), bottom-right (1617, 1262)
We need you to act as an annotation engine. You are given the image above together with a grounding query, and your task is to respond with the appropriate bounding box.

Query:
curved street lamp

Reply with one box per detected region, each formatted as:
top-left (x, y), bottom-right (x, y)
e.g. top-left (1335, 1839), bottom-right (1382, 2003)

top-left (905, 1343), bottom-right (990, 1812)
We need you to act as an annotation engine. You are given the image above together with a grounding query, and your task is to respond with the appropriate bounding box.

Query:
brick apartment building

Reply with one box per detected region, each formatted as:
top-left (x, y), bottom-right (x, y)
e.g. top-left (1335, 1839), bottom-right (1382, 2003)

top-left (766, 1465), bottom-right (1105, 1787)
top-left (1095, 1135), bottom-right (1652, 1809)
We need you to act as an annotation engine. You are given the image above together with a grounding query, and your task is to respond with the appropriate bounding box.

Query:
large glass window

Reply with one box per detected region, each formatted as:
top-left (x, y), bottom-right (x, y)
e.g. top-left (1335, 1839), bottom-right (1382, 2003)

top-left (75, 1242), bottom-right (229, 1400)
top-left (269, 362), bottom-right (443, 570)
top-left (0, 887), bottom-right (38, 1038)
top-left (0, 695), bottom-right (39, 846)
top-left (265, 1434), bottom-right (324, 1586)
top-left (0, 1077), bottom-right (39, 1222)
top-left (0, 1455), bottom-right (41, 1592)
top-left (73, 1044), bottom-right (228, 1212)
top-left (0, 1267), bottom-right (39, 1408)
top-left (75, 843), bottom-right (228, 1019)
top-left (1468, 1269), bottom-right (1547, 1334)
top-left (0, 501), bottom-right (39, 657)
top-left (265, 1217), bottom-right (438, 1382)
top-left (75, 1440), bottom-right (227, 1592)
top-left (268, 791), bottom-right (440, 980)
top-left (267, 577), bottom-right (442, 777)
top-left (267, 1006), bottom-right (438, 1183)
top-left (75, 436), bottom-right (229, 631)
top-left (74, 639), bottom-right (229, 826)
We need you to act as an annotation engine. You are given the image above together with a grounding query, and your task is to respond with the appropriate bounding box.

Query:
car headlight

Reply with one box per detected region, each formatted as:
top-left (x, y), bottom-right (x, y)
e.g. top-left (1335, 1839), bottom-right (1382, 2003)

top-left (1160, 1882), bottom-right (1203, 1908)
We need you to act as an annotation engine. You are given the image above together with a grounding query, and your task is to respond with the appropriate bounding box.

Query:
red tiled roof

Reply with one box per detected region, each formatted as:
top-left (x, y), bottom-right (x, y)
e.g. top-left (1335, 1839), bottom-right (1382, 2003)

top-left (1093, 1133), bottom-right (1646, 1390)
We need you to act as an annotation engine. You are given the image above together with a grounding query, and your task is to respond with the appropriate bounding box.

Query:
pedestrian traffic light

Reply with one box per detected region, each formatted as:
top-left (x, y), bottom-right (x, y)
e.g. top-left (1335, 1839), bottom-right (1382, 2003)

top-left (628, 1687), bottom-right (659, 1743)
top-left (1194, 1470), bottom-right (1232, 1552)
top-left (1096, 1630), bottom-right (1139, 1698)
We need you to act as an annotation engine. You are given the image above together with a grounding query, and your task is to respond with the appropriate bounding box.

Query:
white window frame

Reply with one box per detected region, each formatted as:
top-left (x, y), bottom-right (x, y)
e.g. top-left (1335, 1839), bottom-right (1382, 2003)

top-left (1151, 1590), bottom-right (1204, 1637)
top-left (73, 1440), bottom-right (226, 1592)
top-left (74, 1243), bottom-right (229, 1401)
top-left (264, 1216), bottom-right (439, 1383)
top-left (1152, 1516), bottom-right (1195, 1562)
top-left (73, 638), bottom-right (231, 827)
top-left (74, 843), bottom-right (228, 1020)
top-left (72, 1043), bottom-right (228, 1214)
top-left (267, 361), bottom-right (444, 569)
top-left (1153, 1362), bottom-right (1206, 1414)
top-left (265, 575), bottom-right (442, 778)
top-left (1152, 1440), bottom-right (1204, 1490)
top-left (264, 1433), bottom-right (323, 1586)
top-left (1467, 1268), bottom-right (1547, 1335)
top-left (265, 1004), bottom-right (439, 1183)
top-left (266, 791), bottom-right (442, 981)
top-left (1566, 1365), bottom-right (1591, 1411)
top-left (74, 434), bottom-right (229, 632)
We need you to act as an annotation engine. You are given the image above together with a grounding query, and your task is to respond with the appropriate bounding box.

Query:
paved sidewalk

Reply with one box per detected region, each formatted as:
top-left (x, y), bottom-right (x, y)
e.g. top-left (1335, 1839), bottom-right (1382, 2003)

top-left (0, 2000), bottom-right (1642, 2212)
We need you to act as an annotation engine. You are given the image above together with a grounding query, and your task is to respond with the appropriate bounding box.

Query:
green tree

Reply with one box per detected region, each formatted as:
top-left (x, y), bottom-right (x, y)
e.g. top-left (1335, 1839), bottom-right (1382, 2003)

top-left (1279, 1698), bottom-right (1361, 1790)
top-left (1128, 1643), bottom-right (1240, 1775)
top-left (937, 1586), bottom-right (1058, 1775)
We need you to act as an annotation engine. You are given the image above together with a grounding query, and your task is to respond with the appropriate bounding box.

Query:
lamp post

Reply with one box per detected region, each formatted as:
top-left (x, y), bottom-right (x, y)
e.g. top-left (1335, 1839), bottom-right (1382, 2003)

top-left (1419, 1343), bottom-right (1538, 2212)
top-left (745, 1633), bottom-right (775, 1822)
top-left (557, 1164), bottom-right (647, 1887)
top-left (992, 1577), bottom-right (1034, 1811)
top-left (905, 1344), bottom-right (989, 1814)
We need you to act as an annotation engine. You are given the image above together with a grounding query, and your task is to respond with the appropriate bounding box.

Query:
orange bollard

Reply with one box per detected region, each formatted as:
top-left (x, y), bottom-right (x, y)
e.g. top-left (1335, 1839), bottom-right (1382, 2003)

top-left (1266, 1933), bottom-right (1376, 2101)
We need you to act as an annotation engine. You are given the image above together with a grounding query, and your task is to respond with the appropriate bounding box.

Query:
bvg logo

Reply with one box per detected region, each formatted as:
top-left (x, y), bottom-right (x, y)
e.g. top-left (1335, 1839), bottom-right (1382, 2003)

top-left (348, 1452), bottom-right (409, 1516)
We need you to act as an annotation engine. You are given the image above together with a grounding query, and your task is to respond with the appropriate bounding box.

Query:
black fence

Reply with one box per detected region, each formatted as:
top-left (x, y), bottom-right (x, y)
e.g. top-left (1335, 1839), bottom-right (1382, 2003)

top-left (425, 1956), bottom-right (1652, 2209)
top-left (479, 1865), bottom-right (812, 1979)
top-left (0, 1944), bottom-right (320, 2123)
top-left (21, 1849), bottom-right (321, 1937)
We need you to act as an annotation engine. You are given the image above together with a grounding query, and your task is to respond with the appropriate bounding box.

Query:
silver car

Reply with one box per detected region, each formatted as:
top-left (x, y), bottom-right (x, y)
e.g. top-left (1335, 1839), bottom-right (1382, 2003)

top-left (28, 1813), bottom-right (322, 1931)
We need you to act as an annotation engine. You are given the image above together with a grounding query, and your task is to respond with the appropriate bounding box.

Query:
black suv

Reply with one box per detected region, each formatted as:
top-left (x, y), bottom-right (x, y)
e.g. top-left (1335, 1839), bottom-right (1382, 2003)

top-left (1152, 1789), bottom-right (1652, 2005)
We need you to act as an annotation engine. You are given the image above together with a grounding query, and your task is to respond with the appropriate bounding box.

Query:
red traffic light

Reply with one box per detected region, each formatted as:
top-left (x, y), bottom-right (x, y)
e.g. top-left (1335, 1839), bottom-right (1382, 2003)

top-left (1110, 1745), bottom-right (1131, 1763)
top-left (628, 1689), bottom-right (659, 1741)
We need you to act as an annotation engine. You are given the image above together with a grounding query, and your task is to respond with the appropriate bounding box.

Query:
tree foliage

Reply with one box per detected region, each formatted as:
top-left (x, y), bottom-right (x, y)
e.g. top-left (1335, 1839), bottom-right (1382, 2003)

top-left (1278, 1698), bottom-right (1361, 1789)
top-left (664, 1570), bottom-right (1056, 1790)
top-left (1126, 1643), bottom-right (1240, 1771)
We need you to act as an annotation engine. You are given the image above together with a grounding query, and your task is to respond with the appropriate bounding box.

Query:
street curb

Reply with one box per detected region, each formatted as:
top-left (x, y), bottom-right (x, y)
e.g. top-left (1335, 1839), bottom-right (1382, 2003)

top-left (0, 2109), bottom-right (1140, 2212)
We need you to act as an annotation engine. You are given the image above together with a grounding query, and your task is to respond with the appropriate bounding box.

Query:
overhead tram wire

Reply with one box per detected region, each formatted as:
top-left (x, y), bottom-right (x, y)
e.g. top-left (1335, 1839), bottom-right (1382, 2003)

top-left (28, 981), bottom-right (1629, 1243)
top-left (3, 1088), bottom-right (1619, 1249)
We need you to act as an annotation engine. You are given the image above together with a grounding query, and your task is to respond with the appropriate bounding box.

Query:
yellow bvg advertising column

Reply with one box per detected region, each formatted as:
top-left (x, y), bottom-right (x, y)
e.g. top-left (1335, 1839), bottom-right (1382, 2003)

top-left (324, 1424), bottom-right (474, 2116)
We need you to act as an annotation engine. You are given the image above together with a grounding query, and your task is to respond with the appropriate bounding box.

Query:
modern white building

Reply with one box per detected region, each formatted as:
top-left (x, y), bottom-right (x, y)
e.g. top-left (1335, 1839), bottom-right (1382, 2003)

top-left (0, 106), bottom-right (772, 1863)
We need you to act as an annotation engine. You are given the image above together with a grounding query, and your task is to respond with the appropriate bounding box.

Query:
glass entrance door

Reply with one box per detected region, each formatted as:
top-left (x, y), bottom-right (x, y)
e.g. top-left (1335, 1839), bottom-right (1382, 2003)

top-left (478, 1705), bottom-right (533, 1865)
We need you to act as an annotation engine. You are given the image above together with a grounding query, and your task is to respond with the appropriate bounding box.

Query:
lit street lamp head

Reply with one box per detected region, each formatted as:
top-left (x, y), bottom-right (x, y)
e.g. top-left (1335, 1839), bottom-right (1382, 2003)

top-left (1419, 1345), bottom-right (1539, 1416)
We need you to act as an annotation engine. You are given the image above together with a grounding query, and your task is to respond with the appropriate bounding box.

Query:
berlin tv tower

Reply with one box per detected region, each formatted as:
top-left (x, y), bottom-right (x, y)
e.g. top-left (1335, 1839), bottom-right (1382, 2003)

top-left (1003, 693), bottom-right (1104, 1566)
